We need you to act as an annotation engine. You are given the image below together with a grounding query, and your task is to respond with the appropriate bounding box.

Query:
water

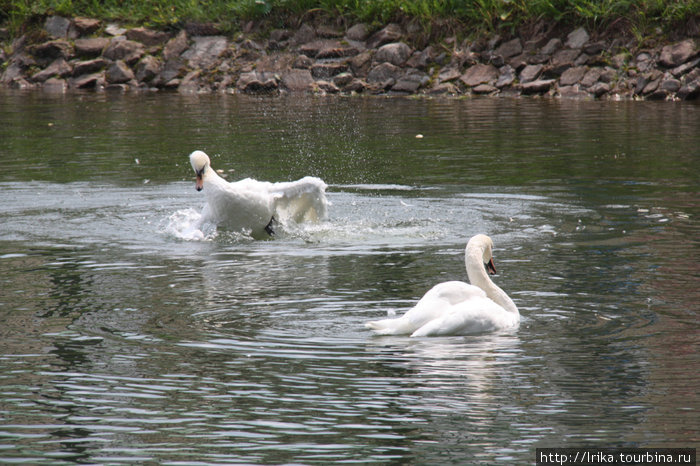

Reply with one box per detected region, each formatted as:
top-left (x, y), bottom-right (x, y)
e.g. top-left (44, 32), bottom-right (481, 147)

top-left (0, 91), bottom-right (698, 464)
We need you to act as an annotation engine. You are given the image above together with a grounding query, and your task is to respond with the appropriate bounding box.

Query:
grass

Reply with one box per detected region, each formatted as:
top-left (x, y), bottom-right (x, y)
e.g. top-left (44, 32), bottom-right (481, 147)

top-left (1, 0), bottom-right (699, 38)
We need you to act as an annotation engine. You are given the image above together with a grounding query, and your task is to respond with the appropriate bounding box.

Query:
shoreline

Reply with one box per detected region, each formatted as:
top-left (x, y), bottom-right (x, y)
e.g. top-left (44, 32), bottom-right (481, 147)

top-left (2, 15), bottom-right (699, 101)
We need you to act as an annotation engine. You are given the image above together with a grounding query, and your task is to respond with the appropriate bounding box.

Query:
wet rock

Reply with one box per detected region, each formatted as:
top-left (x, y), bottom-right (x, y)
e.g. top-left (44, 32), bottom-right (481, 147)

top-left (103, 39), bottom-right (145, 65)
top-left (429, 82), bottom-right (458, 95)
top-left (558, 85), bottom-right (590, 99)
top-left (45, 16), bottom-right (71, 39)
top-left (31, 40), bottom-right (73, 64)
top-left (659, 39), bottom-right (698, 68)
top-left (367, 62), bottom-right (403, 85)
top-left (332, 72), bottom-right (354, 87)
top-left (350, 51), bottom-right (373, 77)
top-left (126, 27), bottom-right (170, 47)
top-left (32, 58), bottom-right (71, 82)
top-left (472, 83), bottom-right (497, 94)
top-left (520, 79), bottom-right (555, 94)
top-left (163, 30), bottom-right (189, 61)
top-left (589, 82), bottom-right (610, 97)
top-left (635, 52), bottom-right (654, 72)
top-left (460, 63), bottom-right (498, 87)
top-left (496, 65), bottom-right (515, 88)
top-left (182, 36), bottom-right (227, 69)
top-left (311, 62), bottom-right (348, 79)
top-left (73, 17), bottom-right (101, 36)
top-left (519, 64), bottom-right (543, 83)
top-left (178, 71), bottom-right (201, 93)
top-left (315, 80), bottom-right (340, 93)
top-left (670, 57), bottom-right (700, 77)
top-left (495, 38), bottom-right (522, 58)
top-left (71, 72), bottom-right (103, 89)
top-left (342, 78), bottom-right (366, 93)
top-left (374, 42), bottom-right (412, 66)
top-left (660, 78), bottom-right (681, 93)
top-left (135, 55), bottom-right (161, 82)
top-left (293, 54), bottom-right (313, 69)
top-left (106, 60), bottom-right (134, 84)
top-left (367, 24), bottom-right (402, 49)
top-left (156, 59), bottom-right (186, 85)
top-left (559, 66), bottom-right (587, 86)
top-left (74, 37), bottom-right (109, 57)
top-left (72, 58), bottom-right (108, 77)
top-left (293, 24), bottom-right (316, 46)
top-left (566, 27), bottom-right (589, 49)
top-left (391, 70), bottom-right (428, 93)
top-left (236, 71), bottom-right (278, 93)
top-left (677, 80), bottom-right (700, 100)
top-left (43, 77), bottom-right (67, 92)
top-left (346, 23), bottom-right (369, 42)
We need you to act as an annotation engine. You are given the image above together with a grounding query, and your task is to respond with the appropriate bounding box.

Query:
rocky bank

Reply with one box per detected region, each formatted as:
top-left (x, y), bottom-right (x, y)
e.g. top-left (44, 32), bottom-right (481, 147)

top-left (2, 15), bottom-right (699, 100)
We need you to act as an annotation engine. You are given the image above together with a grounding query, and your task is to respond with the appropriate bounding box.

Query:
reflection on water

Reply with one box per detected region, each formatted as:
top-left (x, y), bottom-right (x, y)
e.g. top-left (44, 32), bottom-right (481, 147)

top-left (0, 92), bottom-right (698, 464)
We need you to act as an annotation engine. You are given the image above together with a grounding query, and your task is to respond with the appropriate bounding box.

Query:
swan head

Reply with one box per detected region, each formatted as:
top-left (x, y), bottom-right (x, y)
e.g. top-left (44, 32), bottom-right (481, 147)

top-left (189, 150), bottom-right (211, 191)
top-left (466, 234), bottom-right (497, 275)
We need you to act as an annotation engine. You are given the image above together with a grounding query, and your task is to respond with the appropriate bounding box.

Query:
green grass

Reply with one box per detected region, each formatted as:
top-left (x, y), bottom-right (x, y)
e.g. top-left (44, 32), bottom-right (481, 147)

top-left (2, 0), bottom-right (699, 38)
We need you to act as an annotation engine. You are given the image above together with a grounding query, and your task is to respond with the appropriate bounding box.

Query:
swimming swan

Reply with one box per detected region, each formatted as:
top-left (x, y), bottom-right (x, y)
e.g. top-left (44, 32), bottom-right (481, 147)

top-left (189, 150), bottom-right (328, 238)
top-left (365, 234), bottom-right (519, 337)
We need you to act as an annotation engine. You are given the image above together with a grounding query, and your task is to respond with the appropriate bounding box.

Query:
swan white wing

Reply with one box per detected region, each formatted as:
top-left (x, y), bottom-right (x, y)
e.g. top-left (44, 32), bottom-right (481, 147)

top-left (269, 176), bottom-right (328, 223)
top-left (411, 297), bottom-right (520, 337)
top-left (365, 281), bottom-right (484, 335)
top-left (205, 177), bottom-right (275, 234)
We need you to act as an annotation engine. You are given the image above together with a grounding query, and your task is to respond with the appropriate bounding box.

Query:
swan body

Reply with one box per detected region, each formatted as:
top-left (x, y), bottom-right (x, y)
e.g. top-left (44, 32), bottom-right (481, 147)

top-left (365, 234), bottom-right (519, 337)
top-left (189, 150), bottom-right (328, 237)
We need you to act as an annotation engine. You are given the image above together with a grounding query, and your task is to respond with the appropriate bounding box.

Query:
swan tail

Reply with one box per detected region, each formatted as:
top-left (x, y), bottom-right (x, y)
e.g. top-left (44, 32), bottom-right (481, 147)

top-left (364, 317), bottom-right (415, 335)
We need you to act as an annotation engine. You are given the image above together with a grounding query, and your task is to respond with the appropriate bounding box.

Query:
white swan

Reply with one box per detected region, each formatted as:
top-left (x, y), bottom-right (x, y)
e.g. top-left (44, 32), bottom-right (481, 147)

top-left (189, 150), bottom-right (328, 238)
top-left (365, 234), bottom-right (519, 337)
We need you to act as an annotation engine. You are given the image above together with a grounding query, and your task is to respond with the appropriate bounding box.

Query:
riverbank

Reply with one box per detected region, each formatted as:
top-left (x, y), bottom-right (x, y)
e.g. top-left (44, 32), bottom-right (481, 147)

top-left (2, 15), bottom-right (699, 100)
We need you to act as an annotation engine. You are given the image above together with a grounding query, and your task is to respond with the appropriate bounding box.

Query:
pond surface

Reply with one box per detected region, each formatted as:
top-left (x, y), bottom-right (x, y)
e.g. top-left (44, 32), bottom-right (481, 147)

top-left (0, 91), bottom-right (698, 464)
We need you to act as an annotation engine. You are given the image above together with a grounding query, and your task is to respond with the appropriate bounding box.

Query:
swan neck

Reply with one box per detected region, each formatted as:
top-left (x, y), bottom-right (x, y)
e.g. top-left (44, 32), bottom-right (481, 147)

top-left (466, 250), bottom-right (518, 314)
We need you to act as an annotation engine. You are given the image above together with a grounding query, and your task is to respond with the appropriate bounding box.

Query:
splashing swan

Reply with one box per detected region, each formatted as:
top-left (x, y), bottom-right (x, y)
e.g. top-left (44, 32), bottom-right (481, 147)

top-left (189, 150), bottom-right (328, 237)
top-left (365, 234), bottom-right (519, 337)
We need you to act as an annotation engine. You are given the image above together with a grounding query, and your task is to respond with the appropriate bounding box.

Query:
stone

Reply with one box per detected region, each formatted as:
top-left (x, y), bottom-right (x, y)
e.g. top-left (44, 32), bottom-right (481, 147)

top-left (558, 85), bottom-right (590, 99)
top-left (566, 27), bottom-right (589, 49)
top-left (72, 58), bottom-right (108, 77)
top-left (293, 54), bottom-right (313, 69)
top-left (182, 36), bottom-right (227, 69)
top-left (72, 17), bottom-right (101, 36)
top-left (332, 72), bottom-right (354, 87)
top-left (105, 24), bottom-right (127, 36)
top-left (42, 77), bottom-right (67, 92)
top-left (438, 67), bottom-right (461, 83)
top-left (472, 83), bottom-right (497, 94)
top-left (584, 41), bottom-right (605, 55)
top-left (45, 16), bottom-right (71, 39)
top-left (659, 40), bottom-right (698, 68)
top-left (311, 62), bottom-right (348, 79)
top-left (293, 24), bottom-right (316, 45)
top-left (103, 39), bottom-right (145, 65)
top-left (367, 24), bottom-right (402, 49)
top-left (428, 82), bottom-right (458, 95)
top-left (520, 79), bottom-right (555, 94)
top-left (135, 56), bottom-right (161, 82)
top-left (31, 58), bottom-right (72, 82)
top-left (163, 30), bottom-right (189, 61)
top-left (184, 22), bottom-right (221, 36)
top-left (495, 38), bottom-right (522, 58)
top-left (460, 64), bottom-right (498, 87)
top-left (315, 80), bottom-right (340, 93)
top-left (496, 65), bottom-right (515, 88)
top-left (660, 78), bottom-right (681, 93)
top-left (126, 27), bottom-right (170, 47)
top-left (157, 59), bottom-right (186, 84)
top-left (670, 57), bottom-right (700, 77)
top-left (519, 64), bottom-right (543, 83)
top-left (406, 46), bottom-right (435, 69)
top-left (74, 38), bottom-right (109, 57)
top-left (316, 25), bottom-right (343, 38)
top-left (106, 60), bottom-right (134, 84)
top-left (270, 29), bottom-right (291, 43)
top-left (342, 79), bottom-right (366, 93)
top-left (560, 66), bottom-right (587, 86)
top-left (350, 51), bottom-right (372, 77)
top-left (236, 71), bottom-right (278, 93)
top-left (31, 40), bottom-right (73, 63)
top-left (299, 39), bottom-right (357, 58)
top-left (550, 48), bottom-right (582, 75)
top-left (540, 38), bottom-right (562, 56)
top-left (374, 42), bottom-right (412, 66)
top-left (677, 80), bottom-right (700, 100)
top-left (589, 82), bottom-right (611, 97)
top-left (367, 62), bottom-right (403, 84)
top-left (346, 23), bottom-right (369, 42)
top-left (392, 78), bottom-right (421, 93)
top-left (580, 67), bottom-right (603, 87)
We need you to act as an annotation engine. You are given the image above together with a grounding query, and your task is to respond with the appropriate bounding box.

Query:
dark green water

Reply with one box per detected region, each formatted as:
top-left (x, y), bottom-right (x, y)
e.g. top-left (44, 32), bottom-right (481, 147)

top-left (0, 91), bottom-right (698, 464)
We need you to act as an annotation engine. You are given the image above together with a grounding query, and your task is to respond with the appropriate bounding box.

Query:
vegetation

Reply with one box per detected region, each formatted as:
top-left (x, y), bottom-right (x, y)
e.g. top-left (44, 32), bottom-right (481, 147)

top-left (1, 0), bottom-right (699, 37)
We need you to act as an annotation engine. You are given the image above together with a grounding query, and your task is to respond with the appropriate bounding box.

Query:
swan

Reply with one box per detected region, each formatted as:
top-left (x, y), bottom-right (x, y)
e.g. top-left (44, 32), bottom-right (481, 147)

top-left (189, 150), bottom-right (328, 238)
top-left (365, 234), bottom-right (519, 337)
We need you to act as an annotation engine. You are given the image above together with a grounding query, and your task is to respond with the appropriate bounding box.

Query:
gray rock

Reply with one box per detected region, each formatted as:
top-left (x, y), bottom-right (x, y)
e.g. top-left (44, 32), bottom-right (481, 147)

top-left (346, 23), bottom-right (369, 42)
top-left (105, 24), bottom-right (127, 36)
top-left (496, 65), bottom-right (515, 88)
top-left (472, 83), bottom-right (497, 94)
top-left (157, 59), bottom-right (186, 84)
top-left (406, 46), bottom-right (436, 69)
top-left (540, 38), bottom-right (562, 55)
top-left (163, 30), bottom-right (189, 61)
top-left (135, 56), bottom-right (161, 82)
top-left (659, 40), bottom-right (698, 68)
top-left (72, 17), bottom-right (101, 36)
top-left (42, 77), bottom-right (67, 92)
top-left (495, 38), bottom-right (522, 58)
top-left (350, 51), bottom-right (373, 77)
top-left (460, 63), bottom-right (498, 87)
top-left (660, 78), bottom-right (681, 92)
top-left (677, 80), bottom-right (700, 100)
top-left (293, 54), bottom-right (313, 69)
top-left (520, 79), bottom-right (555, 94)
top-left (311, 62), bottom-right (348, 79)
top-left (374, 42), bottom-right (412, 66)
top-left (72, 58), bottom-right (108, 77)
top-left (670, 57), bottom-right (700, 77)
top-left (519, 64), bottom-right (543, 83)
top-left (566, 27), bottom-right (589, 49)
top-left (74, 38), bottom-right (109, 57)
top-left (71, 72), bottom-right (103, 89)
top-left (236, 71), bottom-right (278, 93)
top-left (31, 58), bottom-right (72, 82)
top-left (126, 27), bottom-right (170, 47)
top-left (103, 39), bottom-right (145, 65)
top-left (367, 62), bottom-right (403, 84)
top-left (316, 25), bottom-right (343, 39)
top-left (45, 16), bottom-right (71, 39)
top-left (589, 82), bottom-right (610, 97)
top-left (332, 72), bottom-right (354, 87)
top-left (438, 67), bottom-right (461, 83)
top-left (315, 80), bottom-right (340, 93)
top-left (106, 60), bottom-right (134, 84)
top-left (559, 66), bottom-right (587, 86)
top-left (342, 78), bottom-right (366, 93)
top-left (293, 24), bottom-right (316, 45)
top-left (550, 48), bottom-right (582, 75)
top-left (580, 67), bottom-right (603, 87)
top-left (367, 24), bottom-right (402, 49)
top-left (31, 40), bottom-right (73, 63)
top-left (182, 36), bottom-right (227, 69)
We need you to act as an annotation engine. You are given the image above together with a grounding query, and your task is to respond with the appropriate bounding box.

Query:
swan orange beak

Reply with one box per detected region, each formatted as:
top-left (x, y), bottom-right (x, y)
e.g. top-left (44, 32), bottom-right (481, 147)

top-left (487, 258), bottom-right (497, 275)
top-left (195, 173), bottom-right (204, 191)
